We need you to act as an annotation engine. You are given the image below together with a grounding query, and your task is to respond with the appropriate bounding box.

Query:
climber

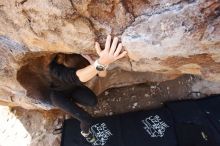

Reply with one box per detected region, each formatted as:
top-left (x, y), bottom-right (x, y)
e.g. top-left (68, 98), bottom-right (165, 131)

top-left (48, 35), bottom-right (127, 143)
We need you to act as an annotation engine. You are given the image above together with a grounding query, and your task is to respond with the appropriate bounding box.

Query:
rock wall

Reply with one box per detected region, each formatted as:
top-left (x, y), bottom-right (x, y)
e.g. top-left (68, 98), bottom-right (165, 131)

top-left (0, 0), bottom-right (219, 109)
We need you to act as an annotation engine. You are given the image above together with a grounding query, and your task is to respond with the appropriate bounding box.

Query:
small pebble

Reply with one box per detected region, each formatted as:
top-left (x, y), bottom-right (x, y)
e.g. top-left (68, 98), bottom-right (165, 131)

top-left (144, 94), bottom-right (149, 97)
top-left (151, 86), bottom-right (156, 89)
top-left (132, 102), bottom-right (138, 109)
top-left (104, 91), bottom-right (109, 96)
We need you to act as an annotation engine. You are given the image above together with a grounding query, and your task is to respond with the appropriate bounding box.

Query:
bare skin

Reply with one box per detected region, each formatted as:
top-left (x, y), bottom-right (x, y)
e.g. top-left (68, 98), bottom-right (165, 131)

top-left (76, 35), bottom-right (127, 82)
top-left (81, 54), bottom-right (107, 78)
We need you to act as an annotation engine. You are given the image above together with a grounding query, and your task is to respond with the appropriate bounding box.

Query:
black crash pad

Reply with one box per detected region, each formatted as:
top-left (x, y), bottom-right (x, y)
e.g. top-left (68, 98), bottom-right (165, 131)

top-left (61, 95), bottom-right (220, 146)
top-left (167, 97), bottom-right (220, 146)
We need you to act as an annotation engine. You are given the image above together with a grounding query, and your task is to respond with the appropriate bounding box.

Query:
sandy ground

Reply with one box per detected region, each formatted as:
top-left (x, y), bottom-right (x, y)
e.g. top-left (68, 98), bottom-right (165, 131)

top-left (0, 74), bottom-right (214, 146)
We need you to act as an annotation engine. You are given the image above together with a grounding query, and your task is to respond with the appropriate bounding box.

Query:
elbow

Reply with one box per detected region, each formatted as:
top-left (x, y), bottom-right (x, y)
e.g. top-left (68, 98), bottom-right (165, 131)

top-left (78, 77), bottom-right (88, 83)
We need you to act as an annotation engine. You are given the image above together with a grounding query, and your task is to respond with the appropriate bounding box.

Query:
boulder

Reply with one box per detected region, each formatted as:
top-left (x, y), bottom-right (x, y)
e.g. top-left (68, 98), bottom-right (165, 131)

top-left (0, 0), bottom-right (219, 109)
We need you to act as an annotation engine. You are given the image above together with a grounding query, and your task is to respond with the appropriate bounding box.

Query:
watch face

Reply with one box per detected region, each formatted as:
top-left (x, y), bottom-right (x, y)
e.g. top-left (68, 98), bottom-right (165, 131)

top-left (96, 65), bottom-right (105, 71)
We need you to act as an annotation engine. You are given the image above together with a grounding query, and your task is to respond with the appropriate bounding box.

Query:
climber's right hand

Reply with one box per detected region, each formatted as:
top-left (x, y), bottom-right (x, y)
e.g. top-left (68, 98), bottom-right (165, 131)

top-left (95, 35), bottom-right (127, 66)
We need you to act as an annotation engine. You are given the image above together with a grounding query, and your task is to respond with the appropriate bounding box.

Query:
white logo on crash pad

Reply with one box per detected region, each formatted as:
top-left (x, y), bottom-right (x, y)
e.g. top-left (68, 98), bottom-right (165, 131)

top-left (142, 115), bottom-right (169, 138)
top-left (91, 123), bottom-right (112, 146)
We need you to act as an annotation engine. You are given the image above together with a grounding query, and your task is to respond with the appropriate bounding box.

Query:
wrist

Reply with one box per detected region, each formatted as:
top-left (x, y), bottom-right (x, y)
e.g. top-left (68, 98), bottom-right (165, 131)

top-left (93, 59), bottom-right (108, 71)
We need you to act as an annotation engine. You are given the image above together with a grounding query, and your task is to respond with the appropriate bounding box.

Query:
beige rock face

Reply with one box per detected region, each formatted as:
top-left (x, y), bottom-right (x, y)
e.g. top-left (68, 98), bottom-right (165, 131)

top-left (122, 0), bottom-right (220, 79)
top-left (0, 0), bottom-right (220, 109)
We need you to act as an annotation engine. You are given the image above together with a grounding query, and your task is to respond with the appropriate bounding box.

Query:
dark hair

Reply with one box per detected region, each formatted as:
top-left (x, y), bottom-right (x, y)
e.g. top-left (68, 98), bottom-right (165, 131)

top-left (56, 53), bottom-right (90, 69)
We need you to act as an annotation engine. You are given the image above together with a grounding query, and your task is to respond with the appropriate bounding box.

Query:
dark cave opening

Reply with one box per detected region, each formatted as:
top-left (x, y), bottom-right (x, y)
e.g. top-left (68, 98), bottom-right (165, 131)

top-left (16, 53), bottom-right (90, 106)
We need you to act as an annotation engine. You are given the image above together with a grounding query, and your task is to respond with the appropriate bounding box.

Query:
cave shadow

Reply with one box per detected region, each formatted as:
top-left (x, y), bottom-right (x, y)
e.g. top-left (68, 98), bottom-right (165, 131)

top-left (16, 53), bottom-right (90, 109)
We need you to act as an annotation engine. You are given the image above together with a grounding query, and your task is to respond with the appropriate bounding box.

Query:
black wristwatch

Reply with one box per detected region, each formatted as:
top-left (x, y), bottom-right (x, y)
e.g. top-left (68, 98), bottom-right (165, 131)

top-left (93, 60), bottom-right (108, 71)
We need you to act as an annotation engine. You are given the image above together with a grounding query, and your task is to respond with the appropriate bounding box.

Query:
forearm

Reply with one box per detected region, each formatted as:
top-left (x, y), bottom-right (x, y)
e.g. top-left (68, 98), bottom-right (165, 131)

top-left (76, 65), bottom-right (99, 82)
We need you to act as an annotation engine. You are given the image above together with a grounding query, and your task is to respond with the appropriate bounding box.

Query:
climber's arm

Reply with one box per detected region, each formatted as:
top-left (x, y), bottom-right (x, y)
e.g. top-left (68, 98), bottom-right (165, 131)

top-left (81, 54), bottom-right (107, 78)
top-left (75, 64), bottom-right (99, 82)
top-left (76, 35), bottom-right (127, 82)
top-left (49, 55), bottom-right (106, 83)
top-left (75, 66), bottom-right (107, 82)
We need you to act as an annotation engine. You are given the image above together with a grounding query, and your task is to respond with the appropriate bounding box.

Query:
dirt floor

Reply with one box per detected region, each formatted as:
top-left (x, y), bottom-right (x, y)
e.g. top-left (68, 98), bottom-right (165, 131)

top-left (0, 74), bottom-right (213, 146)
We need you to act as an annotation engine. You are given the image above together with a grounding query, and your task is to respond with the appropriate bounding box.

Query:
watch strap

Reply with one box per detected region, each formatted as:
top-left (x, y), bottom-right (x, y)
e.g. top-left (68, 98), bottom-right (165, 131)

top-left (93, 60), bottom-right (108, 71)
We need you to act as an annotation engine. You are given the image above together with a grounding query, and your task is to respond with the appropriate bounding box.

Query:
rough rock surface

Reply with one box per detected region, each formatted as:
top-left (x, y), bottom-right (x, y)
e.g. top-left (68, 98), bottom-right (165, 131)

top-left (0, 74), bottom-right (217, 146)
top-left (0, 0), bottom-right (220, 109)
